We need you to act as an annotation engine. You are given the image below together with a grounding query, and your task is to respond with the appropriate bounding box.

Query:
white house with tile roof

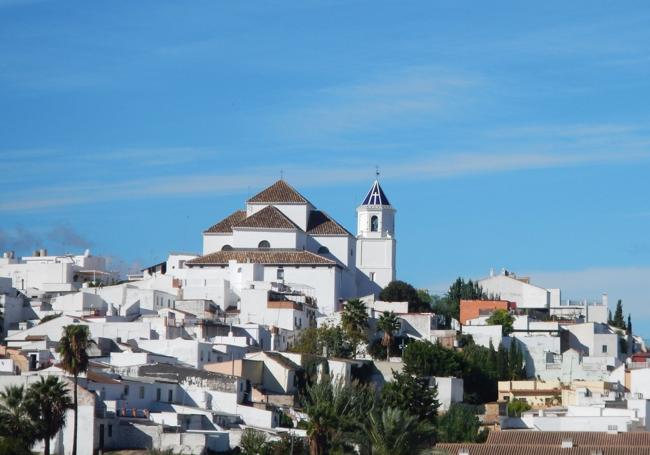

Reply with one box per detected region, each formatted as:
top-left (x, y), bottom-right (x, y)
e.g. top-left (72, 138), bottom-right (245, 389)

top-left (188, 179), bottom-right (396, 316)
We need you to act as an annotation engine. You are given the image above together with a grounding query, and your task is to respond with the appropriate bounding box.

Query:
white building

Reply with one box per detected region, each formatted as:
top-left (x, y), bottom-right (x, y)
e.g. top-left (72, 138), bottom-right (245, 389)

top-left (163, 179), bottom-right (396, 316)
top-left (479, 271), bottom-right (558, 310)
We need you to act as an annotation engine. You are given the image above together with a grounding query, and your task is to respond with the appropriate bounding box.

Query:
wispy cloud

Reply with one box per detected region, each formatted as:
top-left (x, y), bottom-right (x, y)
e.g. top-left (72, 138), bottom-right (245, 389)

top-left (273, 66), bottom-right (480, 136)
top-left (2, 148), bottom-right (649, 212)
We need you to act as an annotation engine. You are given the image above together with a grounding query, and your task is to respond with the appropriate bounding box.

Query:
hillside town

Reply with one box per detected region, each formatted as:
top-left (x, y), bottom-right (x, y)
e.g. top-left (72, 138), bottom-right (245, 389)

top-left (1, 179), bottom-right (648, 455)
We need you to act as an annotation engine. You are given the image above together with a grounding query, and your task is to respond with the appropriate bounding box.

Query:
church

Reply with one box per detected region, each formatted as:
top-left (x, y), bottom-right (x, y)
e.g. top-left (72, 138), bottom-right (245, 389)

top-left (183, 179), bottom-right (396, 315)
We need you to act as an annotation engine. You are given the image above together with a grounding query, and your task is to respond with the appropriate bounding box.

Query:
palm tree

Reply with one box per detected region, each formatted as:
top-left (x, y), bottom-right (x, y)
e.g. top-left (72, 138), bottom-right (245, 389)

top-left (377, 311), bottom-right (400, 360)
top-left (367, 407), bottom-right (433, 455)
top-left (0, 385), bottom-right (36, 450)
top-left (341, 298), bottom-right (368, 356)
top-left (57, 324), bottom-right (90, 455)
top-left (26, 376), bottom-right (73, 455)
top-left (302, 381), bottom-right (373, 455)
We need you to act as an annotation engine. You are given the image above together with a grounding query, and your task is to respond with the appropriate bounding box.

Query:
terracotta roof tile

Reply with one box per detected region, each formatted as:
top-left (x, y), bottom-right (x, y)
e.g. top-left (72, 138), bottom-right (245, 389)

top-left (487, 431), bottom-right (650, 447)
top-left (186, 249), bottom-right (336, 266)
top-left (247, 180), bottom-right (309, 204)
top-left (234, 205), bottom-right (301, 230)
top-left (436, 444), bottom-right (650, 454)
top-left (307, 210), bottom-right (351, 236)
top-left (204, 210), bottom-right (247, 233)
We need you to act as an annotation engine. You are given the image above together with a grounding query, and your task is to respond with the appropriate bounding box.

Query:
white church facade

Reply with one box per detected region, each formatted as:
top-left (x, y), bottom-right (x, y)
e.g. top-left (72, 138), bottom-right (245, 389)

top-left (173, 179), bottom-right (396, 315)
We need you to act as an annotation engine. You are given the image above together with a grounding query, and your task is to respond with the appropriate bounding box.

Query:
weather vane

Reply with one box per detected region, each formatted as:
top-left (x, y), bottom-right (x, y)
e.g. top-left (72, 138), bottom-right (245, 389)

top-left (375, 165), bottom-right (380, 179)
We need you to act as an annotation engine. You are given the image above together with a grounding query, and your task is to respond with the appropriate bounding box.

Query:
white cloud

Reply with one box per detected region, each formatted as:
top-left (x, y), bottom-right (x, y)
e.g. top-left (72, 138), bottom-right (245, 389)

top-left (2, 148), bottom-right (649, 212)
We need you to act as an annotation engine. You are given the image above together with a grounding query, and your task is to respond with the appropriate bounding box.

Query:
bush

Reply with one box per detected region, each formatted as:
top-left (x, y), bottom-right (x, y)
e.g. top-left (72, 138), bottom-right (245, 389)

top-left (507, 399), bottom-right (531, 417)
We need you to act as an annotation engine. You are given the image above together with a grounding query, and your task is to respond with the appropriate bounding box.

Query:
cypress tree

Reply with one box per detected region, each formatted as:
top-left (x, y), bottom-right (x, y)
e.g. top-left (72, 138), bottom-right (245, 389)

top-left (508, 340), bottom-right (518, 380)
top-left (488, 340), bottom-right (497, 379)
top-left (496, 344), bottom-right (508, 380)
top-left (627, 314), bottom-right (633, 335)
top-left (613, 300), bottom-right (625, 329)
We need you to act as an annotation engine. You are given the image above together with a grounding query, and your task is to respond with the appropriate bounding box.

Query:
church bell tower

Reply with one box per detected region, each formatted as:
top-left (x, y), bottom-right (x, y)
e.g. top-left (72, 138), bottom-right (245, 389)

top-left (356, 179), bottom-right (396, 292)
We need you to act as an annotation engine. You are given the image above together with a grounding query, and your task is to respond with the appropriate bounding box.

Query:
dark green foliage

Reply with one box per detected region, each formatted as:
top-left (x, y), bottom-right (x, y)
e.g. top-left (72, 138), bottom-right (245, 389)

top-left (612, 300), bottom-right (625, 329)
top-left (0, 385), bottom-right (35, 451)
top-left (300, 380), bottom-right (374, 455)
top-left (403, 339), bottom-right (526, 404)
top-left (240, 428), bottom-right (268, 455)
top-left (380, 280), bottom-right (429, 313)
top-left (0, 437), bottom-right (31, 455)
top-left (367, 407), bottom-right (435, 455)
top-left (367, 335), bottom-right (407, 360)
top-left (486, 309), bottom-right (514, 336)
top-left (437, 403), bottom-right (484, 443)
top-left (381, 371), bottom-right (439, 424)
top-left (341, 299), bottom-right (368, 355)
top-left (507, 340), bottom-right (525, 380)
top-left (291, 326), bottom-right (353, 359)
top-left (627, 314), bottom-right (633, 335)
top-left (403, 341), bottom-right (462, 377)
top-left (25, 376), bottom-right (73, 455)
top-left (445, 277), bottom-right (487, 321)
top-left (507, 399), bottom-right (531, 417)
top-left (377, 310), bottom-right (400, 360)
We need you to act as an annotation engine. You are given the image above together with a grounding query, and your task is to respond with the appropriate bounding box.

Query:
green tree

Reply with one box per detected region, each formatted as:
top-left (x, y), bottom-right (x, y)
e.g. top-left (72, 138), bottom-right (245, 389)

top-left (25, 376), bottom-right (73, 455)
top-left (612, 300), bottom-right (625, 329)
top-left (445, 278), bottom-right (487, 321)
top-left (381, 371), bottom-right (439, 424)
top-left (377, 311), bottom-right (400, 361)
top-left (380, 280), bottom-right (428, 313)
top-left (240, 428), bottom-right (268, 455)
top-left (507, 340), bottom-right (525, 380)
top-left (341, 298), bottom-right (368, 356)
top-left (496, 343), bottom-right (508, 380)
top-left (0, 385), bottom-right (35, 451)
top-left (301, 381), bottom-right (373, 455)
top-left (627, 314), bottom-right (633, 335)
top-left (402, 340), bottom-right (462, 377)
top-left (507, 399), bottom-right (531, 417)
top-left (437, 403), bottom-right (483, 443)
top-left (57, 324), bottom-right (90, 455)
top-left (486, 309), bottom-right (514, 335)
top-left (291, 326), bottom-right (353, 359)
top-left (367, 407), bottom-right (434, 455)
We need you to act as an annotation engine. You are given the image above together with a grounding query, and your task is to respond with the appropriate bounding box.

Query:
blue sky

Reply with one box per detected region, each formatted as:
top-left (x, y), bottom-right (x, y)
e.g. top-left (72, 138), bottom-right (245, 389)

top-left (1, 1), bottom-right (650, 334)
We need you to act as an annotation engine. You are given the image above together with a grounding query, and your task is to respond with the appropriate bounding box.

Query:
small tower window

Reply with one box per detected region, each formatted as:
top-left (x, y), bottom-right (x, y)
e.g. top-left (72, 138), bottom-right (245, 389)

top-left (221, 245), bottom-right (233, 251)
top-left (258, 240), bottom-right (270, 249)
top-left (317, 246), bottom-right (330, 254)
top-left (370, 215), bottom-right (379, 232)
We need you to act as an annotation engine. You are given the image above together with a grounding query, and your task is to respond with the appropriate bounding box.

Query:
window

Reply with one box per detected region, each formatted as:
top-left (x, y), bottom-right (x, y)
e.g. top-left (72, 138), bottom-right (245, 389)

top-left (221, 244), bottom-right (233, 251)
top-left (317, 246), bottom-right (330, 254)
top-left (108, 424), bottom-right (112, 438)
top-left (277, 267), bottom-right (285, 280)
top-left (168, 390), bottom-right (173, 402)
top-left (602, 345), bottom-right (608, 353)
top-left (156, 388), bottom-right (161, 401)
top-left (124, 385), bottom-right (129, 397)
top-left (239, 382), bottom-right (243, 392)
top-left (139, 386), bottom-right (145, 399)
top-left (258, 240), bottom-right (270, 249)
top-left (369, 272), bottom-right (375, 282)
top-left (370, 215), bottom-right (379, 232)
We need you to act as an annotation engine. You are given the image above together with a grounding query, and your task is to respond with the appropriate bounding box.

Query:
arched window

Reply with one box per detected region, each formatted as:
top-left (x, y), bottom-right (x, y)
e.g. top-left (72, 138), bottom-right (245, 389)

top-left (258, 240), bottom-right (271, 249)
top-left (370, 215), bottom-right (379, 232)
top-left (221, 245), bottom-right (233, 251)
top-left (317, 246), bottom-right (330, 254)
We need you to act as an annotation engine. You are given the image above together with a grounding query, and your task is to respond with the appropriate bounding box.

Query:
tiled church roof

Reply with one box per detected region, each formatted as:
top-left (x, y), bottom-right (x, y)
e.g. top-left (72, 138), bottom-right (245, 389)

top-left (307, 210), bottom-right (351, 236)
top-left (487, 431), bottom-right (650, 447)
top-left (234, 205), bottom-right (300, 230)
top-left (186, 249), bottom-right (336, 266)
top-left (247, 180), bottom-right (309, 204)
top-left (204, 210), bottom-right (247, 233)
top-left (361, 180), bottom-right (391, 206)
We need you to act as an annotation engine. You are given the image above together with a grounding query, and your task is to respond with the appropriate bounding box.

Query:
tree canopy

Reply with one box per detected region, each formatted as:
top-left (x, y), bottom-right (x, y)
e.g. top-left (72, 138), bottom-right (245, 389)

top-left (380, 280), bottom-right (430, 313)
top-left (486, 309), bottom-right (514, 335)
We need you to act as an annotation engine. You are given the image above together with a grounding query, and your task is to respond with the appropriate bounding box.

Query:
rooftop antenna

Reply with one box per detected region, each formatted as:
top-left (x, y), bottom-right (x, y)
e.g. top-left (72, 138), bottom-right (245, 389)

top-left (280, 168), bottom-right (284, 180)
top-left (375, 165), bottom-right (380, 180)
